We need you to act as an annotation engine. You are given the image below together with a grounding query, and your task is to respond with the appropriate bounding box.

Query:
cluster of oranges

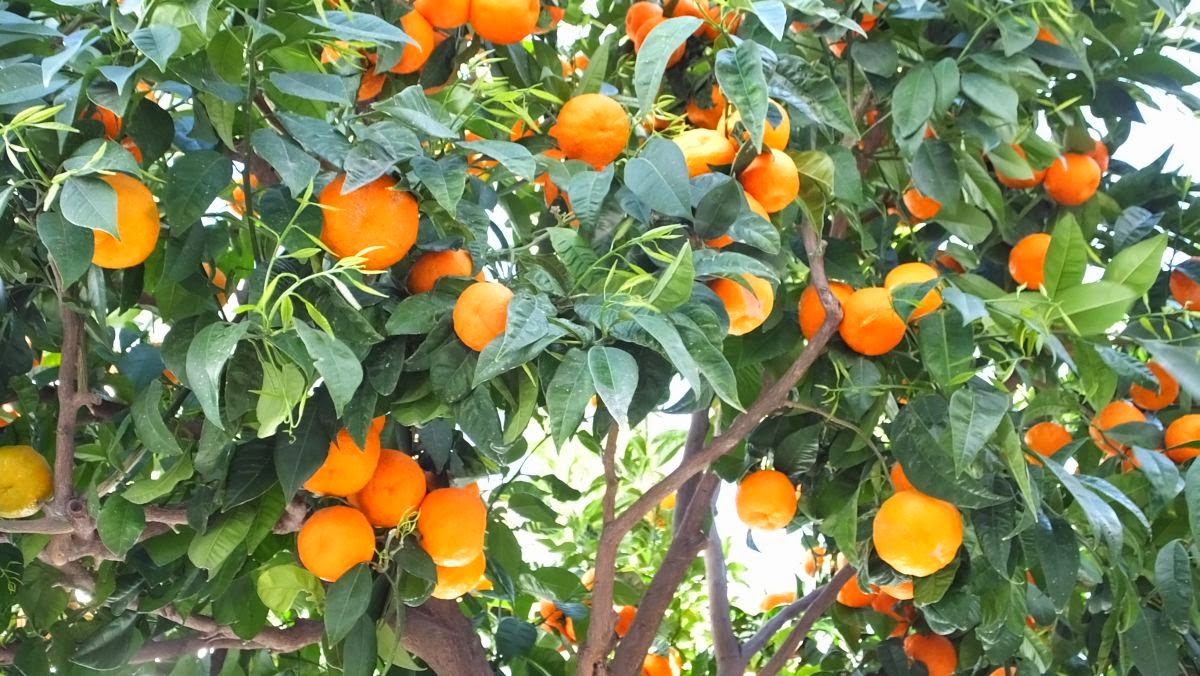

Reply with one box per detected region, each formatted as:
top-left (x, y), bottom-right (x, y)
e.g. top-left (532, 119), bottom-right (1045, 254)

top-left (294, 416), bottom-right (490, 600)
top-left (625, 0), bottom-right (742, 67)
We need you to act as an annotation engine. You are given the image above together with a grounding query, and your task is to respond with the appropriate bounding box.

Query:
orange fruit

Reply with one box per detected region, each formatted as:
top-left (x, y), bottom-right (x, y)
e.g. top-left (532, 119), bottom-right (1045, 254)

top-left (90, 106), bottom-right (122, 139)
top-left (709, 274), bottom-right (775, 336)
top-left (839, 287), bottom-right (907, 356)
top-left (721, 100), bottom-right (790, 151)
top-left (903, 633), bottom-right (957, 676)
top-left (798, 281), bottom-right (853, 340)
top-left (1170, 259), bottom-right (1200, 308)
top-left (659, 492), bottom-right (677, 510)
top-left (1088, 139), bottom-right (1110, 173)
top-left (203, 263), bottom-right (228, 306)
top-left (121, 138), bottom-right (143, 164)
top-left (670, 0), bottom-right (739, 39)
top-left (1043, 153), bottom-right (1101, 206)
top-left (1024, 421), bottom-right (1071, 465)
top-left (872, 490), bottom-right (963, 577)
top-left (0, 445), bottom-right (52, 519)
top-left (391, 11), bottom-right (436, 74)
top-left (538, 600), bottom-right (577, 642)
top-left (836, 576), bottom-right (877, 608)
top-left (642, 654), bottom-right (673, 676)
top-left (469, 0), bottom-right (540, 44)
top-left (633, 16), bottom-right (685, 67)
top-left (860, 13), bottom-right (879, 31)
top-left (933, 252), bottom-right (965, 273)
top-left (319, 175), bottom-right (418, 270)
top-left (1130, 361), bottom-right (1179, 411)
top-left (452, 281), bottom-right (513, 351)
top-left (304, 419), bottom-right (385, 497)
top-left (995, 144), bottom-right (1046, 189)
top-left (1089, 400), bottom-right (1146, 457)
top-left (686, 84), bottom-right (727, 130)
top-left (673, 128), bottom-right (736, 177)
top-left (884, 262), bottom-right (941, 321)
top-left (1165, 414), bottom-right (1200, 463)
top-left (615, 605), bottom-right (637, 637)
top-left (878, 580), bottom-right (914, 600)
top-left (407, 249), bottom-right (477, 294)
top-left (802, 546), bottom-right (828, 576)
top-left (902, 188), bottom-right (940, 222)
top-left (230, 174), bottom-right (259, 216)
top-left (417, 484), bottom-right (487, 566)
top-left (296, 506), bottom-right (376, 582)
top-left (626, 1), bottom-right (663, 38)
top-left (1008, 232), bottom-right (1051, 290)
top-left (549, 94), bottom-right (629, 170)
top-left (990, 669), bottom-right (1016, 676)
top-left (1035, 26), bottom-right (1058, 44)
top-left (760, 591), bottom-right (797, 612)
top-left (357, 53), bottom-right (387, 102)
top-left (348, 449), bottom-right (427, 528)
top-left (414, 0), bottom-right (469, 28)
top-left (432, 552), bottom-right (487, 599)
top-left (738, 149), bottom-right (799, 213)
top-left (91, 173), bottom-right (161, 270)
top-left (890, 463), bottom-right (914, 491)
top-left (734, 469), bottom-right (797, 530)
top-left (705, 194), bottom-right (770, 247)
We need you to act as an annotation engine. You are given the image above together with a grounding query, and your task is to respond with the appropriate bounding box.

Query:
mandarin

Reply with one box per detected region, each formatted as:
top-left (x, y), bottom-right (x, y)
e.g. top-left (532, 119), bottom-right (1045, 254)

top-left (297, 506), bottom-right (376, 582)
top-left (890, 463), bottom-right (914, 491)
top-left (453, 281), bottom-right (513, 351)
top-left (686, 84), bottom-right (727, 129)
top-left (1043, 153), bottom-right (1101, 205)
top-left (1024, 421), bottom-right (1072, 465)
top-left (1170, 259), bottom-right (1200, 307)
top-left (902, 188), bottom-right (940, 222)
top-left (304, 419), bottom-right (385, 497)
top-left (391, 11), bottom-right (436, 74)
top-left (91, 173), bottom-right (161, 270)
top-left (1129, 361), bottom-right (1179, 411)
top-left (319, 175), bottom-right (418, 270)
top-left (1089, 400), bottom-right (1146, 457)
top-left (798, 281), bottom-right (853, 340)
top-left (903, 633), bottom-right (957, 676)
top-left (469, 0), bottom-right (541, 44)
top-left (721, 100), bottom-right (790, 151)
top-left (549, 94), bottom-right (630, 169)
top-left (418, 484), bottom-right (487, 566)
top-left (348, 449), bottom-right (427, 527)
top-left (709, 274), bottom-right (775, 336)
top-left (408, 249), bottom-right (477, 294)
top-left (885, 262), bottom-right (941, 321)
top-left (839, 287), bottom-right (907, 356)
top-left (432, 552), bottom-right (487, 599)
top-left (1165, 415), bottom-right (1200, 463)
top-left (734, 469), bottom-right (797, 530)
top-left (673, 128), bottom-right (736, 177)
top-left (414, 0), bottom-right (469, 28)
top-left (738, 149), bottom-right (799, 213)
top-left (872, 490), bottom-right (963, 577)
top-left (1008, 232), bottom-right (1051, 290)
top-left (836, 576), bottom-right (877, 607)
top-left (995, 144), bottom-right (1047, 189)
top-left (0, 445), bottom-right (52, 519)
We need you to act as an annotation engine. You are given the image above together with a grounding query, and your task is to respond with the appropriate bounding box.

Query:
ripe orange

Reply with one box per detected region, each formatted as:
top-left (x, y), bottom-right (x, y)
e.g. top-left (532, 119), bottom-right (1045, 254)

top-left (989, 669), bottom-right (1016, 676)
top-left (0, 445), bottom-right (52, 518)
top-left (432, 552), bottom-right (487, 599)
top-left (1165, 415), bottom-right (1200, 463)
top-left (872, 490), bottom-right (963, 576)
top-left (721, 100), bottom-right (790, 151)
top-left (705, 193), bottom-right (769, 248)
top-left (626, 1), bottom-right (663, 39)
top-left (902, 188), bottom-right (940, 222)
top-left (673, 128), bottom-right (736, 177)
top-left (1089, 400), bottom-right (1146, 457)
top-left (671, 0), bottom-right (739, 39)
top-left (230, 174), bottom-right (259, 216)
top-left (933, 252), bottom-right (965, 273)
top-left (1008, 232), bottom-right (1051, 290)
top-left (414, 0), bottom-right (469, 28)
top-left (319, 175), bottom-right (418, 270)
top-left (1088, 139), bottom-right (1110, 173)
top-left (798, 281), bottom-right (853, 340)
top-left (642, 653), bottom-right (673, 676)
top-left (1170, 259), bottom-right (1200, 308)
top-left (90, 106), bottom-right (121, 139)
top-left (297, 506), bottom-right (376, 582)
top-left (903, 633), bottom-right (957, 676)
top-left (709, 274), bottom-right (775, 336)
top-left (633, 16), bottom-right (684, 67)
top-left (839, 287), bottom-right (907, 356)
top-left (348, 449), bottom-right (427, 527)
top-left (539, 600), bottom-right (577, 642)
top-left (549, 94), bottom-right (630, 169)
top-left (615, 605), bottom-right (637, 637)
top-left (890, 463), bottom-right (914, 491)
top-left (469, 0), bottom-right (540, 44)
top-left (760, 591), bottom-right (797, 612)
top-left (686, 84), bottom-right (727, 130)
top-left (1043, 153), bottom-right (1101, 206)
top-left (735, 469), bottom-right (797, 530)
top-left (1024, 421), bottom-right (1071, 465)
top-left (995, 144), bottom-right (1046, 189)
top-left (417, 484), bottom-right (487, 566)
top-left (738, 149), bottom-right (799, 213)
top-left (1035, 26), bottom-right (1058, 44)
top-left (304, 419), bottom-right (385, 497)
top-left (878, 580), bottom-right (914, 600)
top-left (121, 138), bottom-right (143, 164)
top-left (836, 576), bottom-right (877, 607)
top-left (407, 250), bottom-right (477, 294)
top-left (452, 281), bottom-right (513, 351)
top-left (357, 53), bottom-right (387, 102)
top-left (91, 173), bottom-right (161, 269)
top-left (659, 492), bottom-right (677, 510)
top-left (802, 546), bottom-right (827, 576)
top-left (1129, 361), bottom-right (1179, 411)
top-left (884, 262), bottom-right (941, 321)
top-left (391, 11), bottom-right (436, 74)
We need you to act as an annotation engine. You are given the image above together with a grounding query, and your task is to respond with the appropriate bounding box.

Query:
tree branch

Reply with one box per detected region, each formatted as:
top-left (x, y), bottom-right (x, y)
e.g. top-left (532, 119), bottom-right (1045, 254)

top-left (756, 565), bottom-right (857, 676)
top-left (704, 527), bottom-right (740, 673)
top-left (402, 599), bottom-right (492, 675)
top-left (578, 423), bottom-right (622, 675)
top-left (51, 306), bottom-right (93, 516)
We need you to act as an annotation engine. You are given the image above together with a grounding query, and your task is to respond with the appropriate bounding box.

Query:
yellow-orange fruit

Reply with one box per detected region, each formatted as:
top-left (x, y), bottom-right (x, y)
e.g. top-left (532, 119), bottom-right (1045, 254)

top-left (1043, 153), bottom-right (1101, 206)
top-left (872, 490), bottom-right (963, 577)
top-left (1008, 233), bottom-right (1051, 290)
top-left (1089, 400), bottom-right (1146, 457)
top-left (839, 287), bottom-right (906, 356)
top-left (91, 173), bottom-right (161, 270)
top-left (469, 0), bottom-right (541, 44)
top-left (407, 250), bottom-right (476, 294)
top-left (432, 552), bottom-right (487, 599)
top-left (738, 149), bottom-right (799, 213)
top-left (734, 469), bottom-right (797, 530)
top-left (304, 419), bottom-right (385, 497)
top-left (798, 281), bottom-right (853, 340)
top-left (673, 128), bottom-right (736, 177)
top-left (452, 281), bottom-right (513, 351)
top-left (709, 274), bottom-right (775, 336)
top-left (1129, 361), bottom-right (1179, 411)
top-left (1023, 421), bottom-right (1072, 465)
top-left (549, 94), bottom-right (630, 169)
top-left (884, 262), bottom-right (941, 321)
top-left (417, 484), bottom-right (487, 566)
top-left (319, 175), bottom-right (418, 270)
top-left (348, 449), bottom-right (427, 527)
top-left (297, 506), bottom-right (376, 582)
top-left (1165, 414), bottom-right (1200, 463)
top-left (391, 11), bottom-right (436, 74)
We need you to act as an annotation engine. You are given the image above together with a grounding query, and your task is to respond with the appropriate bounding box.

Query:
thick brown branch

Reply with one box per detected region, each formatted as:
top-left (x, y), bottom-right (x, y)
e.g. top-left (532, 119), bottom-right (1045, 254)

top-left (578, 423), bottom-right (622, 675)
top-left (757, 565), bottom-right (857, 676)
top-left (52, 307), bottom-right (89, 515)
top-left (402, 600), bottom-right (491, 675)
top-left (705, 528), bottom-right (740, 673)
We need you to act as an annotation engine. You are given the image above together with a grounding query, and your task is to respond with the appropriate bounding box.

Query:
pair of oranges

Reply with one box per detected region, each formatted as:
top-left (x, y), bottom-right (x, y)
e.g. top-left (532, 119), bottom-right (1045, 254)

top-left (994, 140), bottom-right (1108, 206)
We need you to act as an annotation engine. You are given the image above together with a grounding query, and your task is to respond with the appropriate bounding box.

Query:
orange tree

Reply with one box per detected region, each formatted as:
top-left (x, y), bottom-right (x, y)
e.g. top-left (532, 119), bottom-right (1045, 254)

top-left (0, 0), bottom-right (1199, 673)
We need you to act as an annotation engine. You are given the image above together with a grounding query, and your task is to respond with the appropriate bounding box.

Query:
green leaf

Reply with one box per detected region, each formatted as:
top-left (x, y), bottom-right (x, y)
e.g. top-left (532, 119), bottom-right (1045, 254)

top-left (1042, 215), bottom-right (1087, 297)
top-left (890, 396), bottom-right (1006, 508)
top-left (949, 388), bottom-right (1009, 469)
top-left (459, 139), bottom-right (536, 181)
top-left (304, 11), bottom-right (416, 44)
top-left (325, 564), bottom-right (373, 644)
top-left (587, 347), bottom-right (639, 427)
top-left (912, 140), bottom-right (961, 208)
top-left (96, 496), bottom-right (145, 559)
top-left (251, 129), bottom-right (319, 195)
top-left (162, 150), bottom-right (234, 229)
top-left (917, 309), bottom-right (974, 387)
top-left (986, 143), bottom-right (1033, 181)
top-left (1154, 540), bottom-right (1192, 631)
top-left (256, 562), bottom-right (323, 614)
top-left (931, 58), bottom-right (961, 114)
top-left (36, 211), bottom-right (92, 285)
top-left (123, 455), bottom-right (193, 504)
top-left (455, 386), bottom-right (501, 452)
top-left (691, 175), bottom-right (745, 239)
top-left (224, 440), bottom-right (277, 509)
top-left (256, 360), bottom-right (306, 438)
top-left (132, 380), bottom-right (183, 457)
top-left (1041, 456), bottom-right (1123, 555)
top-left (631, 313), bottom-right (703, 395)
top-left (714, 40), bottom-right (770, 149)
top-left (674, 313), bottom-right (742, 409)
top-left (962, 73), bottom-right (1018, 123)
top-left (933, 202), bottom-right (992, 244)
top-left (342, 616), bottom-right (378, 676)
top-left (1122, 608), bottom-right (1178, 676)
top-left (0, 63), bottom-right (68, 106)
top-left (892, 67), bottom-right (935, 136)
top-left (565, 165), bottom-right (615, 229)
top-left (385, 293), bottom-right (455, 335)
top-left (129, 25), bottom-right (181, 70)
top-left (187, 505), bottom-right (255, 572)
top-left (648, 242), bottom-right (694, 311)
top-left (1057, 281), bottom-right (1137, 335)
top-left (185, 322), bottom-right (249, 428)
top-left (496, 617), bottom-right (537, 660)
top-left (60, 176), bottom-right (118, 237)
top-left (633, 17), bottom-right (702, 113)
top-left (546, 349), bottom-right (594, 449)
top-left (624, 138), bottom-right (692, 219)
top-left (1103, 234), bottom-right (1167, 296)
top-left (411, 155), bottom-right (468, 214)
top-left (269, 71), bottom-right (353, 103)
top-left (1030, 513), bottom-right (1078, 610)
top-left (295, 322), bottom-right (364, 417)
top-left (71, 612), bottom-right (143, 670)
top-left (573, 32), bottom-right (616, 96)
top-left (274, 392), bottom-right (336, 500)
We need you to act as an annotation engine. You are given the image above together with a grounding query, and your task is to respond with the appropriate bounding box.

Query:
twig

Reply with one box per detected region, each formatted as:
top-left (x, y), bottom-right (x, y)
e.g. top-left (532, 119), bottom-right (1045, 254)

top-left (52, 307), bottom-right (92, 516)
top-left (0, 516), bottom-right (74, 534)
top-left (757, 565), bottom-right (857, 676)
top-left (705, 528), bottom-right (740, 673)
top-left (578, 423), bottom-right (622, 675)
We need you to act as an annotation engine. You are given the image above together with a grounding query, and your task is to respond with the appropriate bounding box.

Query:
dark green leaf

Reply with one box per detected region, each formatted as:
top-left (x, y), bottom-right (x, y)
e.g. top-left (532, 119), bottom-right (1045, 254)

top-left (912, 140), bottom-right (961, 207)
top-left (326, 564), bottom-right (373, 644)
top-left (36, 211), bottom-right (92, 285)
top-left (269, 71), bottom-right (353, 103)
top-left (162, 151), bottom-right (234, 229)
top-left (132, 380), bottom-right (183, 457)
top-left (96, 496), bottom-right (145, 559)
top-left (71, 612), bottom-right (143, 670)
top-left (624, 138), bottom-right (692, 219)
top-left (252, 129), bottom-right (319, 195)
top-left (1042, 215), bottom-right (1087, 297)
top-left (917, 309), bottom-right (974, 387)
top-left (1154, 540), bottom-right (1192, 632)
top-left (949, 388), bottom-right (1009, 469)
top-left (187, 505), bottom-right (255, 572)
top-left (892, 67), bottom-right (935, 136)
top-left (587, 346), bottom-right (639, 427)
top-left (633, 17), bottom-right (702, 113)
top-left (1103, 234), bottom-right (1167, 296)
top-left (60, 176), bottom-right (118, 237)
top-left (714, 40), bottom-right (770, 149)
top-left (185, 322), bottom-right (249, 428)
top-left (547, 349), bottom-right (594, 449)
top-left (129, 25), bottom-right (181, 70)
top-left (295, 322), bottom-right (363, 417)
